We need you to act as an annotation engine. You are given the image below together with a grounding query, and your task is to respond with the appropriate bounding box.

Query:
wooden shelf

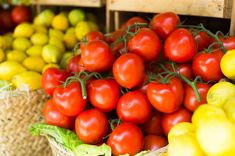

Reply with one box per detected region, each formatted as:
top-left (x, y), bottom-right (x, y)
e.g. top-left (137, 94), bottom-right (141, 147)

top-left (33, 0), bottom-right (105, 7)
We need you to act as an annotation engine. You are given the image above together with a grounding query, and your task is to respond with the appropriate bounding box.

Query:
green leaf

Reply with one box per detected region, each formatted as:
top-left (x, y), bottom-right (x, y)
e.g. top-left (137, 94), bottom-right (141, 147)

top-left (0, 80), bottom-right (12, 91)
top-left (74, 144), bottom-right (111, 156)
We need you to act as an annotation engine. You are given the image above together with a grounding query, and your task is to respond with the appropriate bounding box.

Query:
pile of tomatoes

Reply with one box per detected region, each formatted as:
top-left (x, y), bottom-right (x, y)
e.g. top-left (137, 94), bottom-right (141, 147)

top-left (41, 12), bottom-right (235, 156)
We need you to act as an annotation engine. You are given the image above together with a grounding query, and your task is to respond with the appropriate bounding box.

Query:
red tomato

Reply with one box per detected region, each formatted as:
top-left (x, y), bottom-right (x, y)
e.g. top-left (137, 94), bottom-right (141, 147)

top-left (141, 111), bottom-right (163, 135)
top-left (107, 122), bottom-right (144, 156)
top-left (177, 63), bottom-right (194, 80)
top-left (117, 90), bottom-right (152, 124)
top-left (53, 82), bottom-right (87, 116)
top-left (113, 53), bottom-right (145, 89)
top-left (194, 31), bottom-right (211, 51)
top-left (143, 135), bottom-right (168, 151)
top-left (80, 31), bottom-right (104, 49)
top-left (150, 12), bottom-right (180, 39)
top-left (42, 99), bottom-right (74, 129)
top-left (192, 50), bottom-right (223, 81)
top-left (121, 16), bottom-right (148, 31)
top-left (161, 107), bottom-right (192, 136)
top-left (75, 109), bottom-right (108, 144)
top-left (183, 83), bottom-right (211, 112)
top-left (164, 28), bottom-right (197, 63)
top-left (88, 78), bottom-right (121, 112)
top-left (221, 36), bottom-right (235, 50)
top-left (105, 29), bottom-right (122, 44)
top-left (128, 28), bottom-right (162, 62)
top-left (0, 10), bottom-right (14, 32)
top-left (41, 68), bottom-right (70, 96)
top-left (66, 55), bottom-right (85, 73)
top-left (11, 5), bottom-right (30, 25)
top-left (147, 77), bottom-right (184, 113)
top-left (81, 40), bottom-right (115, 72)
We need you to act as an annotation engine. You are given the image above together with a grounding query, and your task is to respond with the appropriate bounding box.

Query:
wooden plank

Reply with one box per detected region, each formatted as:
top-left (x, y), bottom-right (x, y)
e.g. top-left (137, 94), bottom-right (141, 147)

top-left (33, 0), bottom-right (105, 7)
top-left (230, 0), bottom-right (235, 35)
top-left (107, 0), bottom-right (232, 18)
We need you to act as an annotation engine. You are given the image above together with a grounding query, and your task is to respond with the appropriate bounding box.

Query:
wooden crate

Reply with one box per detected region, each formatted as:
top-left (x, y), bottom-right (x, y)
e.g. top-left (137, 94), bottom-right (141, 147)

top-left (33, 0), bottom-right (105, 7)
top-left (106, 0), bottom-right (235, 34)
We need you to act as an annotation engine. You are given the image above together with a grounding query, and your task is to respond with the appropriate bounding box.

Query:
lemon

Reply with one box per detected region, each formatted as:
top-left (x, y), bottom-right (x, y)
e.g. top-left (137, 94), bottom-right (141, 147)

top-left (42, 44), bottom-right (62, 63)
top-left (13, 23), bottom-right (34, 38)
top-left (68, 9), bottom-right (85, 26)
top-left (34, 25), bottom-right (48, 34)
top-left (60, 52), bottom-right (73, 69)
top-left (223, 97), bottom-right (235, 123)
top-left (23, 56), bottom-right (45, 73)
top-left (49, 37), bottom-right (65, 52)
top-left (63, 29), bottom-right (78, 50)
top-left (0, 36), bottom-right (7, 50)
top-left (0, 49), bottom-right (5, 62)
top-left (0, 61), bottom-right (27, 81)
top-left (26, 45), bottom-right (43, 56)
top-left (42, 63), bottom-right (59, 73)
top-left (3, 33), bottom-right (13, 49)
top-left (75, 21), bottom-right (91, 41)
top-left (88, 21), bottom-right (99, 31)
top-left (31, 33), bottom-right (48, 45)
top-left (12, 37), bottom-right (31, 51)
top-left (7, 50), bottom-right (27, 62)
top-left (49, 29), bottom-right (64, 40)
top-left (34, 9), bottom-right (55, 27)
top-left (12, 71), bottom-right (42, 91)
top-left (51, 13), bottom-right (69, 31)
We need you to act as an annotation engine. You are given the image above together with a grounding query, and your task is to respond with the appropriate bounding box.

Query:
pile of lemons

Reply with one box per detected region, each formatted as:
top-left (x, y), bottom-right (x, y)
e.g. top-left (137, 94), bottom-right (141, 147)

top-left (0, 9), bottom-right (98, 91)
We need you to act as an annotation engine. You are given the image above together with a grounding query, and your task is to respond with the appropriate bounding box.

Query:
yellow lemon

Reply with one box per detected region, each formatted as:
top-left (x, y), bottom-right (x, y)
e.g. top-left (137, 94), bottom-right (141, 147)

top-left (12, 37), bottom-right (31, 51)
top-left (49, 37), bottom-right (65, 52)
top-left (12, 71), bottom-right (42, 91)
top-left (31, 33), bottom-right (48, 45)
top-left (0, 49), bottom-right (5, 62)
top-left (33, 25), bottom-right (48, 34)
top-left (42, 63), bottom-right (59, 73)
top-left (0, 61), bottom-right (27, 81)
top-left (42, 44), bottom-right (62, 63)
top-left (75, 21), bottom-right (91, 41)
top-left (49, 29), bottom-right (64, 40)
top-left (0, 36), bottom-right (7, 50)
top-left (88, 21), bottom-right (99, 31)
top-left (51, 13), bottom-right (69, 31)
top-left (7, 50), bottom-right (27, 62)
top-left (60, 52), bottom-right (73, 69)
top-left (68, 9), bottom-right (85, 26)
top-left (63, 29), bottom-right (78, 50)
top-left (26, 45), bottom-right (43, 56)
top-left (34, 9), bottom-right (55, 27)
top-left (23, 56), bottom-right (45, 73)
top-left (223, 97), bottom-right (235, 124)
top-left (13, 23), bottom-right (34, 38)
top-left (3, 33), bottom-right (13, 50)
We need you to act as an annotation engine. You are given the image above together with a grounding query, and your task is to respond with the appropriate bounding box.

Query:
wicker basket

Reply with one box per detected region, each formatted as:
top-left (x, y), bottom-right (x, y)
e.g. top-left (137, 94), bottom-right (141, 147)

top-left (47, 136), bottom-right (167, 156)
top-left (0, 89), bottom-right (52, 156)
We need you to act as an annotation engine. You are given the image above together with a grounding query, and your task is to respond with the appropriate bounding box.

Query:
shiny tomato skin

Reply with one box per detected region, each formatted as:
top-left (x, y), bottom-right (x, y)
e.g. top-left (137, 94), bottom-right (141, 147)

top-left (11, 5), bottom-right (31, 25)
top-left (105, 29), bottom-right (122, 44)
top-left (128, 28), bottom-right (162, 62)
top-left (107, 122), bottom-right (144, 156)
top-left (192, 50), bottom-right (224, 81)
top-left (113, 53), bottom-right (145, 89)
top-left (150, 12), bottom-right (180, 40)
top-left (80, 31), bottom-right (104, 49)
top-left (221, 36), bottom-right (235, 50)
top-left (194, 31), bottom-right (211, 51)
top-left (117, 90), bottom-right (152, 124)
top-left (75, 109), bottom-right (108, 144)
top-left (147, 77), bottom-right (183, 113)
top-left (164, 28), bottom-right (197, 63)
top-left (66, 55), bottom-right (85, 73)
top-left (121, 16), bottom-right (148, 31)
top-left (161, 107), bottom-right (192, 136)
top-left (142, 111), bottom-right (163, 135)
top-left (88, 78), bottom-right (121, 112)
top-left (183, 83), bottom-right (211, 112)
top-left (41, 68), bottom-right (70, 96)
top-left (53, 82), bottom-right (87, 116)
top-left (143, 135), bottom-right (168, 151)
top-left (177, 63), bottom-right (194, 80)
top-left (81, 40), bottom-right (114, 72)
top-left (42, 98), bottom-right (75, 129)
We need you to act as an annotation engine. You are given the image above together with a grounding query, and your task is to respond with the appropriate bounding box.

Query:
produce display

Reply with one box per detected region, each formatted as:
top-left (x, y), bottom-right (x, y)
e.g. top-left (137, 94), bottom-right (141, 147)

top-left (0, 8), bottom-right (98, 91)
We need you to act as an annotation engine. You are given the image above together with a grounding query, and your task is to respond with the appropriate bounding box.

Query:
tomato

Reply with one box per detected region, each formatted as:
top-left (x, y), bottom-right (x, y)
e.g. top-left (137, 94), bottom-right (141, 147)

top-left (80, 31), bottom-right (104, 49)
top-left (107, 122), bottom-right (144, 156)
top-left (105, 29), bottom-right (122, 44)
top-left (0, 10), bottom-right (14, 32)
top-left (66, 55), bottom-right (85, 73)
top-left (75, 109), bottom-right (108, 144)
top-left (128, 28), bottom-right (162, 62)
top-left (81, 40), bottom-right (115, 72)
top-left (141, 111), bottom-right (163, 135)
top-left (41, 67), bottom-right (70, 96)
top-left (113, 53), bottom-right (145, 89)
top-left (183, 83), bottom-right (211, 112)
top-left (147, 77), bottom-right (184, 113)
top-left (53, 81), bottom-right (87, 116)
top-left (150, 12), bottom-right (180, 39)
top-left (161, 107), bottom-right (192, 136)
top-left (143, 135), bottom-right (168, 151)
top-left (192, 50), bottom-right (223, 82)
top-left (117, 90), bottom-right (152, 124)
top-left (177, 63), bottom-right (194, 80)
top-left (164, 28), bottom-right (197, 63)
top-left (121, 16), bottom-right (148, 31)
top-left (221, 36), bottom-right (235, 51)
top-left (194, 31), bottom-right (211, 51)
top-left (11, 5), bottom-right (31, 25)
top-left (88, 78), bottom-right (121, 112)
top-left (42, 98), bottom-right (74, 129)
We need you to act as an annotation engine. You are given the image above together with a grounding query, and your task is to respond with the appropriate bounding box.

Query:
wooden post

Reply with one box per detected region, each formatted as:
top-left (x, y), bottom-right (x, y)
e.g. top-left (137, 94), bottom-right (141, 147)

top-left (230, 0), bottom-right (235, 35)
